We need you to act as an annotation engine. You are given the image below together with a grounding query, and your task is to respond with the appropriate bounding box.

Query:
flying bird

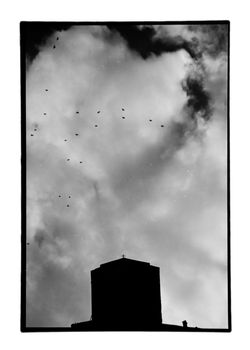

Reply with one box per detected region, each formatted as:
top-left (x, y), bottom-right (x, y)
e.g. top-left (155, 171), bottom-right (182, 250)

top-left (67, 158), bottom-right (70, 161)
top-left (27, 243), bottom-right (30, 245)
top-left (122, 108), bottom-right (125, 111)
top-left (122, 116), bottom-right (125, 119)
top-left (161, 125), bottom-right (164, 127)
top-left (30, 134), bottom-right (34, 136)
top-left (56, 37), bottom-right (59, 40)
top-left (67, 204), bottom-right (70, 207)
top-left (149, 119), bottom-right (152, 122)
top-left (68, 196), bottom-right (71, 198)
top-left (95, 125), bottom-right (98, 127)
top-left (45, 89), bottom-right (48, 91)
top-left (76, 111), bottom-right (79, 114)
top-left (34, 128), bottom-right (37, 131)
top-left (97, 111), bottom-right (100, 114)
top-left (75, 133), bottom-right (79, 136)
top-left (64, 139), bottom-right (67, 142)
top-left (80, 161), bottom-right (83, 163)
top-left (43, 113), bottom-right (46, 115)
top-left (53, 45), bottom-right (56, 49)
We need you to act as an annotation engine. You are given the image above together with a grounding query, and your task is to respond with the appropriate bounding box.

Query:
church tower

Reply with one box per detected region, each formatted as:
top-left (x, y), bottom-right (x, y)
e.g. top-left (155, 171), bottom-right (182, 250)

top-left (90, 257), bottom-right (162, 327)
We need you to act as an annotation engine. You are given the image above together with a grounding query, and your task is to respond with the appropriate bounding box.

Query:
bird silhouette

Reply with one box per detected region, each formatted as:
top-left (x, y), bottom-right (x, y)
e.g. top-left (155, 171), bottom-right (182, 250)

top-left (45, 89), bottom-right (48, 91)
top-left (59, 195), bottom-right (61, 198)
top-left (30, 134), bottom-right (34, 136)
top-left (80, 161), bottom-right (83, 163)
top-left (34, 129), bottom-right (37, 131)
top-left (64, 139), bottom-right (67, 142)
top-left (43, 113), bottom-right (46, 115)
top-left (69, 196), bottom-right (71, 198)
top-left (122, 117), bottom-right (125, 119)
top-left (75, 133), bottom-right (79, 136)
top-left (67, 204), bottom-right (70, 207)
top-left (149, 119), bottom-right (152, 122)
top-left (67, 159), bottom-right (70, 161)
top-left (97, 111), bottom-right (100, 114)
top-left (56, 37), bottom-right (59, 40)
top-left (53, 45), bottom-right (56, 49)
top-left (95, 125), bottom-right (98, 127)
top-left (76, 111), bottom-right (79, 114)
top-left (161, 125), bottom-right (164, 127)
top-left (122, 108), bottom-right (125, 111)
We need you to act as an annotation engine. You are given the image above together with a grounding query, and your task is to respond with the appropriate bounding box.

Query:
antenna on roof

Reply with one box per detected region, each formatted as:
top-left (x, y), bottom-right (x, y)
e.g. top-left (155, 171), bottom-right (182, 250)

top-left (182, 320), bottom-right (188, 328)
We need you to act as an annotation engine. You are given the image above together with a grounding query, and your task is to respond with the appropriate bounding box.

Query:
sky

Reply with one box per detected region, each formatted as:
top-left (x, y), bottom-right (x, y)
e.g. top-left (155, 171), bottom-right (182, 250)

top-left (25, 23), bottom-right (228, 328)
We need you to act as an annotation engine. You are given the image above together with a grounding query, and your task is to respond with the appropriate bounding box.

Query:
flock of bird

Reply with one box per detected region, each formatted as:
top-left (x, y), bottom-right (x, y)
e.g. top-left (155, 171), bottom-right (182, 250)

top-left (28, 33), bottom-right (167, 214)
top-left (26, 32), bottom-right (170, 247)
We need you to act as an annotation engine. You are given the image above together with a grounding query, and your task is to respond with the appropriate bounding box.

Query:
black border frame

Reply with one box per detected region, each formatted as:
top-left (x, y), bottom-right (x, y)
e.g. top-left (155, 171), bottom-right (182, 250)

top-left (20, 20), bottom-right (231, 332)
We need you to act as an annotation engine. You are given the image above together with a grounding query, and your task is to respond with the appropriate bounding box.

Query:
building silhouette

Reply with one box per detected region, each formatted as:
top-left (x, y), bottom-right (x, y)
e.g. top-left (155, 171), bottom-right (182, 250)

top-left (71, 257), bottom-right (196, 331)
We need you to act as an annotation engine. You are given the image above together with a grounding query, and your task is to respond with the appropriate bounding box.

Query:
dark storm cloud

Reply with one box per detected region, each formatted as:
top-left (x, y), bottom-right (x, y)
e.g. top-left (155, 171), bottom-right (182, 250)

top-left (182, 74), bottom-right (212, 121)
top-left (188, 24), bottom-right (229, 58)
top-left (108, 24), bottom-right (219, 127)
top-left (21, 22), bottom-right (71, 64)
top-left (108, 24), bottom-right (199, 60)
top-left (150, 23), bottom-right (228, 124)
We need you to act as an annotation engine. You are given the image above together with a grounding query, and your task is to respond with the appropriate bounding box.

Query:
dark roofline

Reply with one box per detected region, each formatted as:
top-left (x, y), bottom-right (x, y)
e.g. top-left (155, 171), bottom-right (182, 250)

top-left (70, 320), bottom-right (215, 332)
top-left (102, 257), bottom-right (149, 265)
top-left (92, 257), bottom-right (159, 271)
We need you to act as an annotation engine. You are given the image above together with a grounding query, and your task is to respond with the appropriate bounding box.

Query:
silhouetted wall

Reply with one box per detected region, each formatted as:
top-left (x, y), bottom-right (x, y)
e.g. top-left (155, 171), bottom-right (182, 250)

top-left (91, 257), bottom-right (162, 326)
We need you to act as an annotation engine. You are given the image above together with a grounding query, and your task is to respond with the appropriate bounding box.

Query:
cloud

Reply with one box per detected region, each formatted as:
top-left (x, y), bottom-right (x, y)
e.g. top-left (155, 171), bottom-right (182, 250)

top-left (108, 24), bottom-right (199, 59)
top-left (25, 24), bottom-right (228, 328)
top-left (23, 22), bottom-right (72, 66)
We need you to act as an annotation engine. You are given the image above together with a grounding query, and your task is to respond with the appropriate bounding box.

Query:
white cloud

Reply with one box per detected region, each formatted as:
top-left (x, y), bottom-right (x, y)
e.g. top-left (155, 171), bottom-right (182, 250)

top-left (26, 25), bottom-right (228, 328)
